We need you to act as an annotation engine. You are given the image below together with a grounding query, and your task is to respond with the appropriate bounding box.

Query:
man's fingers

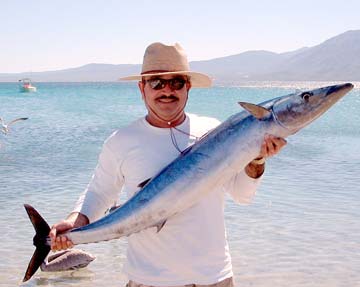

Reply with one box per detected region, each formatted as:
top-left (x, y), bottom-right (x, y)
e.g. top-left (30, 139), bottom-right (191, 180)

top-left (266, 138), bottom-right (275, 155)
top-left (271, 137), bottom-right (287, 154)
top-left (58, 236), bottom-right (66, 250)
top-left (61, 236), bottom-right (68, 249)
top-left (67, 240), bottom-right (73, 248)
top-left (261, 134), bottom-right (287, 158)
top-left (49, 225), bottom-right (60, 250)
top-left (269, 135), bottom-right (287, 145)
top-left (51, 235), bottom-right (71, 251)
top-left (49, 222), bottom-right (74, 251)
top-left (49, 227), bottom-right (56, 240)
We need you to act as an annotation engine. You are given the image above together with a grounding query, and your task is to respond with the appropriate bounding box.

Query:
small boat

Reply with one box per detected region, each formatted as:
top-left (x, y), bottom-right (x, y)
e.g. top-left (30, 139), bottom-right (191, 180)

top-left (19, 78), bottom-right (37, 92)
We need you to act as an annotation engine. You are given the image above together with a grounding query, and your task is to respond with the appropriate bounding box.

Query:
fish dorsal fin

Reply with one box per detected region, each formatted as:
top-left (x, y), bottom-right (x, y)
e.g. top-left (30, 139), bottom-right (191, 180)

top-left (137, 178), bottom-right (152, 189)
top-left (238, 102), bottom-right (271, 119)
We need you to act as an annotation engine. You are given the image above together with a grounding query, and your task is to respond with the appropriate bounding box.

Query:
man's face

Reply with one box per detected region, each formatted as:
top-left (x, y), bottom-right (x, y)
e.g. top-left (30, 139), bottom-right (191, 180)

top-left (139, 74), bottom-right (191, 126)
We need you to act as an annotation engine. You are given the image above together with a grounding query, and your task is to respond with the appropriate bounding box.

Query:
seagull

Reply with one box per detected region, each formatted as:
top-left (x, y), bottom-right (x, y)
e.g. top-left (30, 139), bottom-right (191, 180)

top-left (0, 117), bottom-right (28, 135)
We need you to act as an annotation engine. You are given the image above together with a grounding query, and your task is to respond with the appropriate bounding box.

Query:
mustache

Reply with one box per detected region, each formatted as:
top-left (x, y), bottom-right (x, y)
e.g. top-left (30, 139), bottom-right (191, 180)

top-left (156, 95), bottom-right (179, 101)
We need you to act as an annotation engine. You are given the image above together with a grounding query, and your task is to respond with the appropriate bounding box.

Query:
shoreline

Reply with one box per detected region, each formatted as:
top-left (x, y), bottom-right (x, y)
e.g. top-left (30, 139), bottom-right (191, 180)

top-left (1, 80), bottom-right (360, 89)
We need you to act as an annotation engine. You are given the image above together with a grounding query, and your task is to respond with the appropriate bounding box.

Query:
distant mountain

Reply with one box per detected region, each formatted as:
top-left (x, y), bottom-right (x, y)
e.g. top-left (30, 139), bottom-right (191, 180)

top-left (190, 50), bottom-right (284, 79)
top-left (0, 63), bottom-right (140, 82)
top-left (192, 30), bottom-right (360, 83)
top-left (258, 30), bottom-right (360, 81)
top-left (1, 30), bottom-right (359, 83)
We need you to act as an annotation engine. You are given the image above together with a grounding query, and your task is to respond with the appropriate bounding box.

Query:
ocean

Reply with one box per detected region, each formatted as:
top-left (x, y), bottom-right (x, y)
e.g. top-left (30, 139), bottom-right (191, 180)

top-left (0, 82), bottom-right (359, 287)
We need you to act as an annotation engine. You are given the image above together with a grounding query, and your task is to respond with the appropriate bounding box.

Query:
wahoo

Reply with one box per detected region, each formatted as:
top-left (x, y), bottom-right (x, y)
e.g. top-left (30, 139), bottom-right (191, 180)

top-left (23, 83), bottom-right (353, 282)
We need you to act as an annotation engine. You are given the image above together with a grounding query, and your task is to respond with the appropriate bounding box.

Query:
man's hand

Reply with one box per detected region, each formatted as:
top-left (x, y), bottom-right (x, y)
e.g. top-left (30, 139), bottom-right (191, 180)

top-left (259, 134), bottom-right (287, 159)
top-left (245, 134), bottom-right (287, 178)
top-left (49, 212), bottom-right (89, 251)
top-left (49, 220), bottom-right (75, 251)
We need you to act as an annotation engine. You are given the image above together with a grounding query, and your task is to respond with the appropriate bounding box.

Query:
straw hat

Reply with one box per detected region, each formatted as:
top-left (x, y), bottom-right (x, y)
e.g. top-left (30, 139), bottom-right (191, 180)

top-left (119, 42), bottom-right (212, 88)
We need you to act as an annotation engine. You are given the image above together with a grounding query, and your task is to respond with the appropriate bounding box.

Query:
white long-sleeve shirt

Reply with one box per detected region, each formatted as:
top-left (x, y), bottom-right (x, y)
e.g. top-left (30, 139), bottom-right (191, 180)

top-left (74, 113), bottom-right (261, 286)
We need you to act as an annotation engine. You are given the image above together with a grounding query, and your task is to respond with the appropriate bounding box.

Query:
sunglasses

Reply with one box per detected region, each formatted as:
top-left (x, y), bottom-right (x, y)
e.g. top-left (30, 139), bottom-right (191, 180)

top-left (145, 77), bottom-right (188, 90)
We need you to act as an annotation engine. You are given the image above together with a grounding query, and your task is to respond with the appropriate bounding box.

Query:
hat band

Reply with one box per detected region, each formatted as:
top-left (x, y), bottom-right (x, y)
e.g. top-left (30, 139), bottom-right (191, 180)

top-left (141, 70), bottom-right (186, 75)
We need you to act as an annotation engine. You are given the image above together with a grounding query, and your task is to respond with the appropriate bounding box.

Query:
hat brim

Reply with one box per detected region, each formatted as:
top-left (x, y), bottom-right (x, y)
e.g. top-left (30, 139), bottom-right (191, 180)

top-left (119, 71), bottom-right (212, 88)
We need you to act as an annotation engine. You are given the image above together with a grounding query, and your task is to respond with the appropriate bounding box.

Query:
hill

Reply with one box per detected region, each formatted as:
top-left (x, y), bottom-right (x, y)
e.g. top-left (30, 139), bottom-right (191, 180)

top-left (1, 30), bottom-right (359, 83)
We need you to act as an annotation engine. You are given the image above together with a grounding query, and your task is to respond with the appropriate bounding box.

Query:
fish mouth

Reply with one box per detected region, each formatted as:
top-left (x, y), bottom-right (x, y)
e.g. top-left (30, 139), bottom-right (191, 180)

top-left (326, 82), bottom-right (354, 97)
top-left (320, 83), bottom-right (354, 107)
top-left (271, 82), bottom-right (354, 135)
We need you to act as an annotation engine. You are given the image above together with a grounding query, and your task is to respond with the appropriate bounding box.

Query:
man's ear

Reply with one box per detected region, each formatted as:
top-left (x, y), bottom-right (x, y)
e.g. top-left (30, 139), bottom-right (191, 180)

top-left (186, 81), bottom-right (192, 92)
top-left (138, 81), bottom-right (145, 100)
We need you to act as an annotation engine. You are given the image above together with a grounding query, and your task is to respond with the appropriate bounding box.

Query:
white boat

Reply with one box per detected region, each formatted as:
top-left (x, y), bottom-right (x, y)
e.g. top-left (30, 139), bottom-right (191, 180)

top-left (19, 78), bottom-right (37, 92)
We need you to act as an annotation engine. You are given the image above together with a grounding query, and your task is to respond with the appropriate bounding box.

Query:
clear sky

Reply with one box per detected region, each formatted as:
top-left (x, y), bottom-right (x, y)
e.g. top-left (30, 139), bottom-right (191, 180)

top-left (1, 0), bottom-right (359, 73)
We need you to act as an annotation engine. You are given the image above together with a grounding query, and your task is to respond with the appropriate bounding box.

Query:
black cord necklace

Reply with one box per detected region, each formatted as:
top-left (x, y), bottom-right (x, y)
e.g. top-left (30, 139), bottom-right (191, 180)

top-left (169, 124), bottom-right (199, 154)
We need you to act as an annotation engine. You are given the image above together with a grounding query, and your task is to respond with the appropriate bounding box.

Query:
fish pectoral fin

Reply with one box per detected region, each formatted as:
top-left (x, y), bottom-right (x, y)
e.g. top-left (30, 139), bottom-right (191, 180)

top-left (154, 220), bottom-right (167, 233)
top-left (238, 102), bottom-right (271, 119)
top-left (47, 250), bottom-right (70, 263)
top-left (137, 178), bottom-right (152, 189)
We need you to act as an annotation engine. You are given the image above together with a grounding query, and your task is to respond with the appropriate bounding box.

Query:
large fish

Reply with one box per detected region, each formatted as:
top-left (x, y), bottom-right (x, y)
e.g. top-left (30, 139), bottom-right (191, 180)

top-left (23, 83), bottom-right (353, 282)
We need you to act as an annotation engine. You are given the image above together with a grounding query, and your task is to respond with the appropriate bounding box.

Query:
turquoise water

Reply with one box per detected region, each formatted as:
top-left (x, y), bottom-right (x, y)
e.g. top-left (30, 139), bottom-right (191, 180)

top-left (0, 82), bottom-right (359, 287)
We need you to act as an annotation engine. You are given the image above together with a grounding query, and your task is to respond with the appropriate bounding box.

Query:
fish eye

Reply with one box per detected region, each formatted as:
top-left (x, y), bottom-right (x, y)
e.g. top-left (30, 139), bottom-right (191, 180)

top-left (301, 92), bottom-right (311, 102)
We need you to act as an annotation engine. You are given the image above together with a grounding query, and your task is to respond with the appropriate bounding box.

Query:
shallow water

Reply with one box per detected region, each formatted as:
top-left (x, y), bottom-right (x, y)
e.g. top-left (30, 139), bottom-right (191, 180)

top-left (0, 82), bottom-right (359, 287)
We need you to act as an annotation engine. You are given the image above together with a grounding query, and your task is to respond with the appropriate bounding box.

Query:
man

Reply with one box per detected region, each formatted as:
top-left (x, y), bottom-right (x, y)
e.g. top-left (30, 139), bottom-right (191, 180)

top-left (50, 42), bottom-right (286, 287)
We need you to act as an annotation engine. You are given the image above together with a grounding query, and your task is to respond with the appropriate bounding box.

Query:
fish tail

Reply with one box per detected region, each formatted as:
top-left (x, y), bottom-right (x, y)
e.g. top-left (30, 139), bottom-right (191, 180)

top-left (23, 204), bottom-right (51, 282)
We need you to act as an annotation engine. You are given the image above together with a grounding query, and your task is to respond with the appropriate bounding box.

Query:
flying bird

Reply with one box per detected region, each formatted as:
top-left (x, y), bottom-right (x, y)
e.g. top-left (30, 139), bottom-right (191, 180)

top-left (0, 117), bottom-right (28, 135)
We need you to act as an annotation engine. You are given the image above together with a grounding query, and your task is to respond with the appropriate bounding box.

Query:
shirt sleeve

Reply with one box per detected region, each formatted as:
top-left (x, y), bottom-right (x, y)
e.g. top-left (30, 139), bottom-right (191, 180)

top-left (223, 169), bottom-right (262, 204)
top-left (73, 139), bottom-right (125, 222)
